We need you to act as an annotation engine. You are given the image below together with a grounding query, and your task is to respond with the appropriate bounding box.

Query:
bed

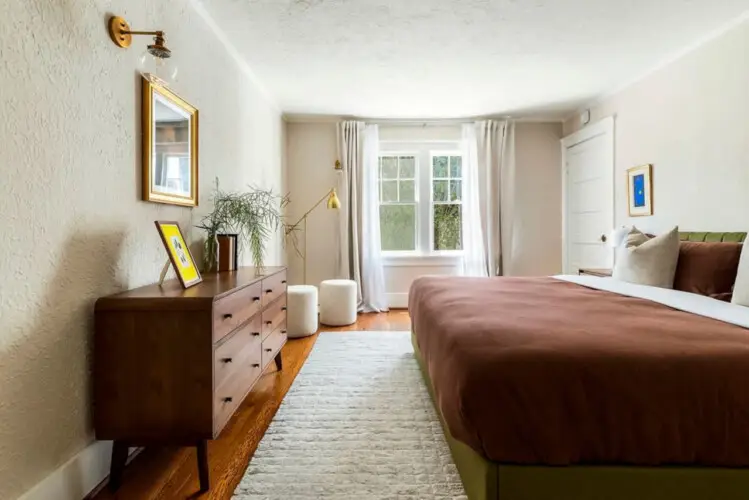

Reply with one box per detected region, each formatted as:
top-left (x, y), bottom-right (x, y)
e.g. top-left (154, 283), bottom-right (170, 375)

top-left (409, 232), bottom-right (749, 500)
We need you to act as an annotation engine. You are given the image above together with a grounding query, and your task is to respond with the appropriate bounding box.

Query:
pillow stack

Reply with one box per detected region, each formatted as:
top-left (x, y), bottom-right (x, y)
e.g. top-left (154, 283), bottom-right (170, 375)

top-left (613, 227), bottom-right (680, 289)
top-left (673, 241), bottom-right (742, 300)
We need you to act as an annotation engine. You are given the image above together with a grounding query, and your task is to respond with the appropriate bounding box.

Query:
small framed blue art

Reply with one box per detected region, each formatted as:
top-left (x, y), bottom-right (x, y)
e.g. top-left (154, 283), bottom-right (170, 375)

top-left (627, 164), bottom-right (653, 217)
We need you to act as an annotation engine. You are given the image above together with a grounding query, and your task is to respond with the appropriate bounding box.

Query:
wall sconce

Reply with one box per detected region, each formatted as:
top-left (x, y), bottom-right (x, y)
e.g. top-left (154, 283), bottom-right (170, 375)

top-left (108, 16), bottom-right (178, 86)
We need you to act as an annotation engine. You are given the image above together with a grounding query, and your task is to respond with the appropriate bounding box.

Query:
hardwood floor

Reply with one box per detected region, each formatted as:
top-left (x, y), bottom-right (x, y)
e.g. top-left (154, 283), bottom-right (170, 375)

top-left (91, 310), bottom-right (411, 500)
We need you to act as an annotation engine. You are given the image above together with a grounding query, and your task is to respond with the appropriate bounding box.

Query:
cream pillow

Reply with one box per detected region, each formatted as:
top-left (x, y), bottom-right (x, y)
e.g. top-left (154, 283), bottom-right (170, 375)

top-left (731, 242), bottom-right (749, 307)
top-left (612, 227), bottom-right (680, 289)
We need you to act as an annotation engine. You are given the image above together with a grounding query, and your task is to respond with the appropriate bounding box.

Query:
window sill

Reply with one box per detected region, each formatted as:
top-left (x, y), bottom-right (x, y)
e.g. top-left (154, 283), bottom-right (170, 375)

top-left (383, 252), bottom-right (463, 267)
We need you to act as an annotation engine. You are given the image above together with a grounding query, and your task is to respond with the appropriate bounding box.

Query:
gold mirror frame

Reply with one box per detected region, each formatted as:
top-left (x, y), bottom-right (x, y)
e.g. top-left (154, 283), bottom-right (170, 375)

top-left (142, 76), bottom-right (199, 207)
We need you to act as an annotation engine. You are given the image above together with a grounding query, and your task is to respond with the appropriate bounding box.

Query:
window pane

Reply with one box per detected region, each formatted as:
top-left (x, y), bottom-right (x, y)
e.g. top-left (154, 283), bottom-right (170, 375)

top-left (433, 180), bottom-right (448, 202)
top-left (450, 156), bottom-right (462, 178)
top-left (433, 156), bottom-right (448, 178)
top-left (400, 180), bottom-right (415, 202)
top-left (381, 180), bottom-right (398, 202)
top-left (399, 156), bottom-right (415, 178)
top-left (433, 204), bottom-right (462, 251)
top-left (381, 157), bottom-right (398, 179)
top-left (450, 180), bottom-right (462, 201)
top-left (380, 205), bottom-right (416, 251)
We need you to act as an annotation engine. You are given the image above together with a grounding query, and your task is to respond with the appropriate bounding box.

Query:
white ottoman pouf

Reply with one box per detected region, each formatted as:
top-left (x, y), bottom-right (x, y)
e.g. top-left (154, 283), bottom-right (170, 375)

top-left (286, 285), bottom-right (319, 338)
top-left (319, 279), bottom-right (358, 326)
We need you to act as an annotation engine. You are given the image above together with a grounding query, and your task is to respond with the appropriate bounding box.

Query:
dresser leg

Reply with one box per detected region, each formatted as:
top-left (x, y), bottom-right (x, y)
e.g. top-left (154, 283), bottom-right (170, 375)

top-left (108, 441), bottom-right (128, 492)
top-left (274, 352), bottom-right (283, 371)
top-left (197, 440), bottom-right (210, 492)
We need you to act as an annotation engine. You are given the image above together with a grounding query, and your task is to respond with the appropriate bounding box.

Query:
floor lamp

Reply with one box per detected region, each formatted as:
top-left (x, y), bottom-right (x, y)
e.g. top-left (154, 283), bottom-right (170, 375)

top-left (285, 188), bottom-right (341, 284)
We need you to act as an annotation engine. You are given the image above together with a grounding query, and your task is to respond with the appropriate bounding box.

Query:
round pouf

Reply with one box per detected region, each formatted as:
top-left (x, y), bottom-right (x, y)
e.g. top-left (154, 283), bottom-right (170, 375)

top-left (319, 279), bottom-right (358, 326)
top-left (286, 285), bottom-right (319, 338)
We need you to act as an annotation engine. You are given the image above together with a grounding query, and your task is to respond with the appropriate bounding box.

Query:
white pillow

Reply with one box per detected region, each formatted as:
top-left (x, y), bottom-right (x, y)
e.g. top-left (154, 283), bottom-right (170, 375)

top-left (732, 242), bottom-right (749, 307)
top-left (612, 226), bottom-right (680, 289)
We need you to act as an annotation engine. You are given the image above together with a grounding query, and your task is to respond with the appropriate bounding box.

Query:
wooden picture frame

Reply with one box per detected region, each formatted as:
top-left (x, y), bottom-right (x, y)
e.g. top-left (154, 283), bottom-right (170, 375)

top-left (155, 221), bottom-right (202, 288)
top-left (627, 164), bottom-right (653, 217)
top-left (143, 77), bottom-right (199, 207)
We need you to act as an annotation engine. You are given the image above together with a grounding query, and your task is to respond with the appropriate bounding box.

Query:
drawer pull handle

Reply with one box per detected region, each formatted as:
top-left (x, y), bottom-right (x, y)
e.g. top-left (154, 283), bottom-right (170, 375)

top-left (253, 297), bottom-right (260, 302)
top-left (264, 348), bottom-right (272, 353)
top-left (282, 280), bottom-right (287, 284)
top-left (266, 321), bottom-right (273, 326)
top-left (221, 357), bottom-right (233, 363)
top-left (223, 397), bottom-right (233, 403)
top-left (265, 289), bottom-right (273, 294)
top-left (282, 306), bottom-right (287, 311)
top-left (281, 330), bottom-right (287, 334)
top-left (251, 332), bottom-right (260, 337)
top-left (252, 363), bottom-right (260, 368)
top-left (223, 313), bottom-right (233, 320)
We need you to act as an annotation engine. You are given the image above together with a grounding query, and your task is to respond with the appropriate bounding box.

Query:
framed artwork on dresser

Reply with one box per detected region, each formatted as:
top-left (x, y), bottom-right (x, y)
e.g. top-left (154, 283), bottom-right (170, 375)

top-left (155, 221), bottom-right (202, 288)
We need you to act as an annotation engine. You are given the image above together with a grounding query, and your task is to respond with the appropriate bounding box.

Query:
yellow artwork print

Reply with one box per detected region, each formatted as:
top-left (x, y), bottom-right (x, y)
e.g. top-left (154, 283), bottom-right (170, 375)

top-left (159, 223), bottom-right (200, 285)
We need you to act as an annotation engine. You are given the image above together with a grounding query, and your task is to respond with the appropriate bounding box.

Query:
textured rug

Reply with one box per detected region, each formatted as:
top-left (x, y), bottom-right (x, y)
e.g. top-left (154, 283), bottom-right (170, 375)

top-left (232, 331), bottom-right (467, 500)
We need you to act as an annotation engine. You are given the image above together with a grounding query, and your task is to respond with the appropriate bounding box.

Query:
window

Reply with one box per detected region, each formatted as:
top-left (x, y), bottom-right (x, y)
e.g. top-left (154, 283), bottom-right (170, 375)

top-left (378, 143), bottom-right (463, 255)
top-left (378, 155), bottom-right (417, 251)
top-left (431, 154), bottom-right (462, 251)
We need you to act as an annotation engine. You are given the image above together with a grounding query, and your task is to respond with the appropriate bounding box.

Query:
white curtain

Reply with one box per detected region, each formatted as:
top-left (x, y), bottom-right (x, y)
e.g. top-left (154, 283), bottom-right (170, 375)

top-left (460, 124), bottom-right (489, 277)
top-left (336, 121), bottom-right (389, 312)
top-left (463, 120), bottom-right (515, 276)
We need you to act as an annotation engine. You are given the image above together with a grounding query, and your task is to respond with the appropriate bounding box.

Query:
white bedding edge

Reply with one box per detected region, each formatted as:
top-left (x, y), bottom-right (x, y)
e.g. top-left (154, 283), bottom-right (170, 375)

top-left (553, 275), bottom-right (749, 330)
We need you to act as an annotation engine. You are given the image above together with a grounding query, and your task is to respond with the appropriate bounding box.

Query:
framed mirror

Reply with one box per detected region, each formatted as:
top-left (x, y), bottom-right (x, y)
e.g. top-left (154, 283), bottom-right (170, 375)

top-left (142, 76), bottom-right (199, 207)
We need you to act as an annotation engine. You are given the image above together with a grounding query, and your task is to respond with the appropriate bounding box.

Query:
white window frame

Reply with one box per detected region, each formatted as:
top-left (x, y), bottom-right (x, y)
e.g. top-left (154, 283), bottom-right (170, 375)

top-left (429, 150), bottom-right (463, 253)
top-left (378, 141), bottom-right (464, 262)
top-left (378, 153), bottom-right (419, 253)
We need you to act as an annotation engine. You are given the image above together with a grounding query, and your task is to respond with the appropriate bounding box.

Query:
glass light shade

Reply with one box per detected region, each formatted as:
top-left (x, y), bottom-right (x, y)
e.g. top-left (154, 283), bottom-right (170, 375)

top-left (139, 50), bottom-right (178, 87)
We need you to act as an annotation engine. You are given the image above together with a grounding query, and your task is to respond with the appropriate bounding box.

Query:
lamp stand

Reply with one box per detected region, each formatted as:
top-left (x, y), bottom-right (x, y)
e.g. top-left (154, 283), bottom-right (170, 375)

top-left (285, 188), bottom-right (340, 286)
top-left (303, 217), bottom-right (308, 285)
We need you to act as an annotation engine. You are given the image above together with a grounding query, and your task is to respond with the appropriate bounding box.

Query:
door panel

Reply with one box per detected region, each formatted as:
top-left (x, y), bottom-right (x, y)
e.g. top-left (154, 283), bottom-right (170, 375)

top-left (564, 123), bottom-right (614, 274)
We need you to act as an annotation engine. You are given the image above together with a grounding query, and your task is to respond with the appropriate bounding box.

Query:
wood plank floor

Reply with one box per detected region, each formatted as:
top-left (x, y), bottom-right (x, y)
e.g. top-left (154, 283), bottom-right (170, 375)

top-left (92, 311), bottom-right (411, 500)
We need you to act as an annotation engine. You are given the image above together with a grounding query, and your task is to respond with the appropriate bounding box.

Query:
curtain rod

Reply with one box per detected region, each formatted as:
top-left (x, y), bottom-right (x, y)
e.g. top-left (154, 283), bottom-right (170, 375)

top-left (367, 117), bottom-right (513, 127)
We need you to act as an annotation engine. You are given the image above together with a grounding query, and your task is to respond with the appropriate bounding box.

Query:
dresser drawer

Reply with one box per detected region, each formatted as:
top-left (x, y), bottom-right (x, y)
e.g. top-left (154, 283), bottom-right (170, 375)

top-left (213, 281), bottom-right (262, 343)
top-left (262, 328), bottom-right (287, 369)
top-left (214, 316), bottom-right (262, 391)
top-left (261, 269), bottom-right (287, 308)
top-left (213, 348), bottom-right (263, 436)
top-left (262, 295), bottom-right (287, 340)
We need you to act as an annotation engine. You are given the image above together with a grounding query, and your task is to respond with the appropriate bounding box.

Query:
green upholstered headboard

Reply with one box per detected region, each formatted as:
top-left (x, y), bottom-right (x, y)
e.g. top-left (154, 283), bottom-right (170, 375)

top-left (679, 232), bottom-right (746, 243)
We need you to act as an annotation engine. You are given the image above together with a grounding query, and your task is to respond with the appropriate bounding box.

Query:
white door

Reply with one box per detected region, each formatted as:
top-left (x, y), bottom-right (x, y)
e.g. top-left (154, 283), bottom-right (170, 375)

top-left (562, 118), bottom-right (614, 274)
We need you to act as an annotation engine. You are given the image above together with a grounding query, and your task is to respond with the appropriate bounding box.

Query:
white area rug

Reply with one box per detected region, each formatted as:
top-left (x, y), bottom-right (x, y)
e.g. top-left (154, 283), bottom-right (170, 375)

top-left (233, 331), bottom-right (467, 500)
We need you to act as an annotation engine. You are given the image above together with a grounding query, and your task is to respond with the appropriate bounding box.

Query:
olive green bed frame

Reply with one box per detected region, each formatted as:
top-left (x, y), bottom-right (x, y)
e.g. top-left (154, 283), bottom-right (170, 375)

top-left (411, 231), bottom-right (749, 500)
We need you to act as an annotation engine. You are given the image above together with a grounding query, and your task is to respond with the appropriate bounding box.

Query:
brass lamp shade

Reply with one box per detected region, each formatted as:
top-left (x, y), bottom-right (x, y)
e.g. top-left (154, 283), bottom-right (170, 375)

top-left (327, 189), bottom-right (341, 210)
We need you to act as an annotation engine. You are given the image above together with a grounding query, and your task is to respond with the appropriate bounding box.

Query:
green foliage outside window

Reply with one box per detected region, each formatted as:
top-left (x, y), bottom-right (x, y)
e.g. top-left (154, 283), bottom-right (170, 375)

top-left (378, 154), bottom-right (463, 252)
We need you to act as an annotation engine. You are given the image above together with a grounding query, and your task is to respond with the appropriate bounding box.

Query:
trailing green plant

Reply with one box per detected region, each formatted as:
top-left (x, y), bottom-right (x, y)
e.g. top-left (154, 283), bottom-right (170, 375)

top-left (197, 178), bottom-right (289, 274)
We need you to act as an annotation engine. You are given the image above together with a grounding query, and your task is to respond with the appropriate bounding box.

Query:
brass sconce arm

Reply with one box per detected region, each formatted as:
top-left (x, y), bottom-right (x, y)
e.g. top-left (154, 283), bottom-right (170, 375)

top-left (108, 16), bottom-right (171, 58)
top-left (123, 30), bottom-right (164, 37)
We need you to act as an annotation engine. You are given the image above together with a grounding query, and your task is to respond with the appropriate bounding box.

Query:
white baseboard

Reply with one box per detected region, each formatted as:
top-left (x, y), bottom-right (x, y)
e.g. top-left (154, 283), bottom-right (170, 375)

top-left (19, 441), bottom-right (113, 500)
top-left (386, 292), bottom-right (409, 309)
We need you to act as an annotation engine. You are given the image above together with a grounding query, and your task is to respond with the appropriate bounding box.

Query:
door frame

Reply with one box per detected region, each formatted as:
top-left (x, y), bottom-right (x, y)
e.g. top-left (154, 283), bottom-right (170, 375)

top-left (560, 116), bottom-right (615, 274)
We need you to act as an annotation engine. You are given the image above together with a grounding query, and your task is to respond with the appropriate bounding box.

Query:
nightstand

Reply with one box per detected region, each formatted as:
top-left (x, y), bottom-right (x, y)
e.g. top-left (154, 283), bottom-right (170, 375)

top-left (579, 268), bottom-right (613, 278)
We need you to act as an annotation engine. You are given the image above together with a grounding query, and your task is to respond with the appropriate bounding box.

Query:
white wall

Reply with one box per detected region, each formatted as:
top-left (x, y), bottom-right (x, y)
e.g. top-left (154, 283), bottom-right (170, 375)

top-left (284, 122), bottom-right (340, 286)
top-left (512, 122), bottom-right (564, 276)
top-left (564, 19), bottom-right (749, 234)
top-left (0, 1), bottom-right (284, 499)
top-left (284, 120), bottom-right (563, 306)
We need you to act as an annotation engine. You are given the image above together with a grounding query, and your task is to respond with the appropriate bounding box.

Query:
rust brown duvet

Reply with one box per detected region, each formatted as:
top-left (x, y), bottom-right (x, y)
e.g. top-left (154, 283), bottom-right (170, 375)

top-left (409, 276), bottom-right (749, 467)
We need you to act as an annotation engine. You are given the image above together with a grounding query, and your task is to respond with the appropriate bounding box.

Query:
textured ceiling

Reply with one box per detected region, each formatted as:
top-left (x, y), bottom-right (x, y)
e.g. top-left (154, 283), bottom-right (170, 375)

top-left (198, 0), bottom-right (749, 118)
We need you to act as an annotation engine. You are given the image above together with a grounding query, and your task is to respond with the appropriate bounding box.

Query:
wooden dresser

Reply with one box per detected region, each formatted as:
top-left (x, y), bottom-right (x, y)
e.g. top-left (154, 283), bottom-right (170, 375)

top-left (94, 267), bottom-right (287, 492)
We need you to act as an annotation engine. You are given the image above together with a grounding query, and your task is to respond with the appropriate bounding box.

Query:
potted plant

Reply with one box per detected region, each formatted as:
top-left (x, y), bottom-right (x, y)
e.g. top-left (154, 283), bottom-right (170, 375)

top-left (197, 179), bottom-right (289, 275)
